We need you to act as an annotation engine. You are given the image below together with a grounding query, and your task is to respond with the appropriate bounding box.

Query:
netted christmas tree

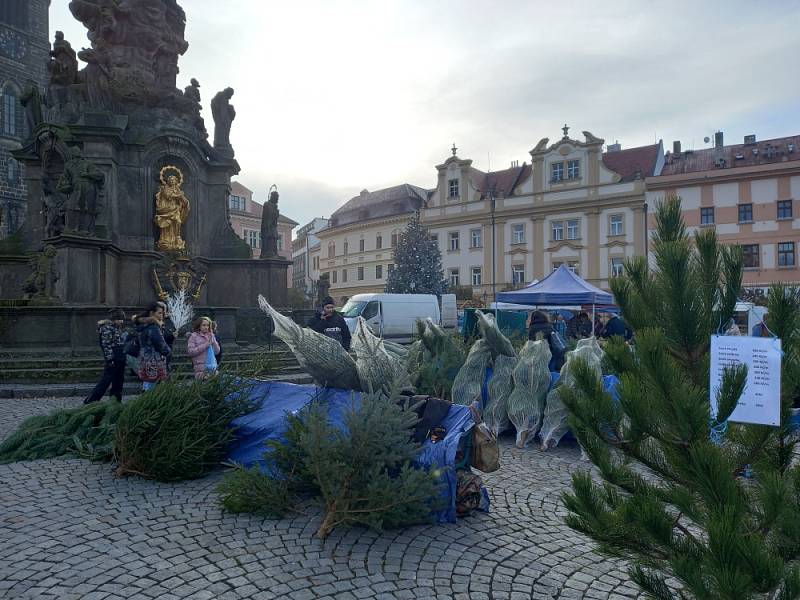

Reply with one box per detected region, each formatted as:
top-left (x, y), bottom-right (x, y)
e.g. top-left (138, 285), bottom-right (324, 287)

top-left (560, 196), bottom-right (800, 599)
top-left (385, 213), bottom-right (448, 296)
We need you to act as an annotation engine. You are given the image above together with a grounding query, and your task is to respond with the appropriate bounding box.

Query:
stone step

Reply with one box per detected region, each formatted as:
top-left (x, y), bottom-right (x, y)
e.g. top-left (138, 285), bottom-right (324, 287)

top-left (0, 373), bottom-right (315, 399)
top-left (0, 355), bottom-right (298, 371)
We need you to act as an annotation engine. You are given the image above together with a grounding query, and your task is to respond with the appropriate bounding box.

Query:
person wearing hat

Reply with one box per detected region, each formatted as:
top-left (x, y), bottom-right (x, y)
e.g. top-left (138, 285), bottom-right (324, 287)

top-left (84, 308), bottom-right (129, 404)
top-left (309, 296), bottom-right (351, 350)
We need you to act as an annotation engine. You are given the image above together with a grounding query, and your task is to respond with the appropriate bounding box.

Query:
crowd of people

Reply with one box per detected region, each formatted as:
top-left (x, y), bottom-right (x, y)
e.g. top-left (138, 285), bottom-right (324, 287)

top-left (83, 301), bottom-right (222, 404)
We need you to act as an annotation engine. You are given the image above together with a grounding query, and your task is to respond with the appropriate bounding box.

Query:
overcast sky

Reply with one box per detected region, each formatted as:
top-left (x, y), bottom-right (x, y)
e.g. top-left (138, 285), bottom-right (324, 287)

top-left (49, 1), bottom-right (800, 231)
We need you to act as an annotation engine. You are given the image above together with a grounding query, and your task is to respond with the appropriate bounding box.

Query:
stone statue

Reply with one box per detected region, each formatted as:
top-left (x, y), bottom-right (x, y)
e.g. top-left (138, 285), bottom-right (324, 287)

top-left (260, 187), bottom-right (280, 258)
top-left (22, 245), bottom-right (60, 304)
top-left (183, 77), bottom-right (206, 136)
top-left (211, 87), bottom-right (235, 150)
top-left (78, 48), bottom-right (112, 109)
top-left (21, 82), bottom-right (44, 134)
top-left (183, 78), bottom-right (200, 103)
top-left (154, 165), bottom-right (190, 252)
top-left (47, 31), bottom-right (78, 87)
top-left (42, 177), bottom-right (66, 238)
top-left (57, 146), bottom-right (105, 236)
top-left (316, 273), bottom-right (331, 306)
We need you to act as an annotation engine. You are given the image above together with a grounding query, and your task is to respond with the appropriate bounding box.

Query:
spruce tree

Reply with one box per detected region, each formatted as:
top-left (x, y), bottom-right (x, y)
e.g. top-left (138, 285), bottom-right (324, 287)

top-left (385, 213), bottom-right (448, 296)
top-left (560, 197), bottom-right (800, 599)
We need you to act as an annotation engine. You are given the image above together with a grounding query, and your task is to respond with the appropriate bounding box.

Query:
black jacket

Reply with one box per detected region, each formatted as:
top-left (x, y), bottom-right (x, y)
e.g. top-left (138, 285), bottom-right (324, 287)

top-left (309, 310), bottom-right (351, 350)
top-left (135, 317), bottom-right (172, 359)
top-left (566, 315), bottom-right (593, 339)
top-left (601, 315), bottom-right (633, 341)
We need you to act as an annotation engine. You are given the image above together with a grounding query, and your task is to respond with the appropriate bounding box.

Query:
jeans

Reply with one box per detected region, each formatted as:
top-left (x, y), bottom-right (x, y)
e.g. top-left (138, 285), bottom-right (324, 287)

top-left (84, 361), bottom-right (125, 403)
top-left (142, 381), bottom-right (157, 391)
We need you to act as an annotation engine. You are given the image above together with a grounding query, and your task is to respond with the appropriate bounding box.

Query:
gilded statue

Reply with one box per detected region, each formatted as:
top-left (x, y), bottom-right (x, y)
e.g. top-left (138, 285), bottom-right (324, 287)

top-left (154, 165), bottom-right (190, 252)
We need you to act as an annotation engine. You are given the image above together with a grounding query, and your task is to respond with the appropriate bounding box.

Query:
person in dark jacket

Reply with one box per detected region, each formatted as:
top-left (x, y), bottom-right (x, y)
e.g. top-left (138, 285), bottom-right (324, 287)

top-left (566, 312), bottom-right (593, 339)
top-left (84, 308), bottom-right (128, 404)
top-left (309, 296), bottom-right (351, 351)
top-left (600, 313), bottom-right (633, 341)
top-left (527, 310), bottom-right (564, 371)
top-left (135, 302), bottom-right (172, 391)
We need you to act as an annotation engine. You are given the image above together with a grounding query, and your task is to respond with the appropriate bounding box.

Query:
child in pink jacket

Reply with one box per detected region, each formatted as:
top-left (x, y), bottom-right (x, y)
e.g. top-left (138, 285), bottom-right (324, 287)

top-left (186, 317), bottom-right (221, 379)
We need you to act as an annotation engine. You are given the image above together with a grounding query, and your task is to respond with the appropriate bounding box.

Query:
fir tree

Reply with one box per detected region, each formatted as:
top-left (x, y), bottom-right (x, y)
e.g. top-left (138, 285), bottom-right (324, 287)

top-left (385, 213), bottom-right (448, 296)
top-left (560, 197), bottom-right (800, 599)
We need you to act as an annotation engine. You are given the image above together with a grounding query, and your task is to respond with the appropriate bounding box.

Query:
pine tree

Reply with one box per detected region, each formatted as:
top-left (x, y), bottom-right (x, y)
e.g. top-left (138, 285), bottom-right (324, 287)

top-left (560, 197), bottom-right (800, 599)
top-left (385, 213), bottom-right (448, 296)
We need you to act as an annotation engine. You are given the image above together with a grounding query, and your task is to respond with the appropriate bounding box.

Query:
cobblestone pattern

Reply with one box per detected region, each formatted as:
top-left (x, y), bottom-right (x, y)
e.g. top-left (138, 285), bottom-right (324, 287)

top-left (0, 398), bottom-right (643, 599)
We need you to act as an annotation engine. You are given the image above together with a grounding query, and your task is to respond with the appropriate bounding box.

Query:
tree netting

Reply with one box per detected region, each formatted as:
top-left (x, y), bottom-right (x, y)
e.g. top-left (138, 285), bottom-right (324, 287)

top-left (451, 339), bottom-right (492, 406)
top-left (476, 311), bottom-right (516, 358)
top-left (507, 339), bottom-right (552, 448)
top-left (258, 295), bottom-right (361, 390)
top-left (540, 338), bottom-right (603, 450)
top-left (485, 354), bottom-right (516, 436)
top-left (351, 317), bottom-right (413, 395)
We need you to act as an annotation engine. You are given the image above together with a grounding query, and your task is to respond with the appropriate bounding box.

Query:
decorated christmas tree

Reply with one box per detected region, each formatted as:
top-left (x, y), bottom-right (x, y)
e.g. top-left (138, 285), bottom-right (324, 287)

top-left (385, 213), bottom-right (448, 297)
top-left (561, 197), bottom-right (800, 599)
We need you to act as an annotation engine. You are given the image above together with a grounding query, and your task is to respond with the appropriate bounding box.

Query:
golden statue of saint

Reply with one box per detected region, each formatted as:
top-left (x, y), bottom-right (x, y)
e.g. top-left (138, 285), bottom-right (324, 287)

top-left (155, 165), bottom-right (190, 251)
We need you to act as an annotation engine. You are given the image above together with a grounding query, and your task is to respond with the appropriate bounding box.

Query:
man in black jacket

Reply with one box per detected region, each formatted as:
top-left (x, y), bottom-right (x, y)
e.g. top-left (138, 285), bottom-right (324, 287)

top-left (84, 308), bottom-right (128, 404)
top-left (600, 313), bottom-right (633, 341)
top-left (309, 296), bottom-right (351, 350)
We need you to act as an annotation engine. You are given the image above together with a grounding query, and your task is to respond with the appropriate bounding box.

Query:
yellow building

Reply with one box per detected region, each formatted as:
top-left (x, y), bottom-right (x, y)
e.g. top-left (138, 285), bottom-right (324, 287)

top-left (316, 184), bottom-right (428, 303)
top-left (421, 130), bottom-right (663, 296)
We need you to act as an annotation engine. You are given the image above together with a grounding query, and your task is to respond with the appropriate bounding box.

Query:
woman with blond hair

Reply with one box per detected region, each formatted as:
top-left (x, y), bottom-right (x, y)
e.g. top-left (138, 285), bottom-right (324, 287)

top-left (186, 316), bottom-right (220, 379)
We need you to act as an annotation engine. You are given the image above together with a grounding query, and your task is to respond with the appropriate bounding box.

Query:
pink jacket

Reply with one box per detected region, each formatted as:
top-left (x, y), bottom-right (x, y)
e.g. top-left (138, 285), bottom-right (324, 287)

top-left (186, 331), bottom-right (220, 378)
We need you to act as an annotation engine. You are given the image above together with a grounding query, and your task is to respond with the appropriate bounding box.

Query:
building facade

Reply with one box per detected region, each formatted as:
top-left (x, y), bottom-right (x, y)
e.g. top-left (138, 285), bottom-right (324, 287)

top-left (292, 217), bottom-right (329, 301)
top-left (227, 181), bottom-right (297, 286)
top-left (316, 184), bottom-right (427, 302)
top-left (646, 132), bottom-right (800, 297)
top-left (0, 0), bottom-right (50, 238)
top-left (421, 131), bottom-right (663, 297)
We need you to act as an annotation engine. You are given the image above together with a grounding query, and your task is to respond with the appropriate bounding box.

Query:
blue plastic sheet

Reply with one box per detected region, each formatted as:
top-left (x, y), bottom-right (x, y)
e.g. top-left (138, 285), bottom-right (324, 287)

top-left (227, 380), bottom-right (477, 523)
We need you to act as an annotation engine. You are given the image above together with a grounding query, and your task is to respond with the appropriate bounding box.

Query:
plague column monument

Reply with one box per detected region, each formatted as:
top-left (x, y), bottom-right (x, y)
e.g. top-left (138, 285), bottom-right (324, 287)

top-left (0, 0), bottom-right (290, 350)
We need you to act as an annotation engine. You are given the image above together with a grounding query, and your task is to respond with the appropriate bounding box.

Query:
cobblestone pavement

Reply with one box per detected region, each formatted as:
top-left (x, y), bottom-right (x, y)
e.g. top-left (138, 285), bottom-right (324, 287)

top-left (0, 397), bottom-right (642, 600)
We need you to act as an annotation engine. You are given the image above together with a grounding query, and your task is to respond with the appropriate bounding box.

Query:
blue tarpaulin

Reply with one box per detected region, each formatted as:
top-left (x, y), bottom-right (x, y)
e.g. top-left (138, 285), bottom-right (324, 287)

top-left (227, 380), bottom-right (477, 523)
top-left (497, 265), bottom-right (614, 306)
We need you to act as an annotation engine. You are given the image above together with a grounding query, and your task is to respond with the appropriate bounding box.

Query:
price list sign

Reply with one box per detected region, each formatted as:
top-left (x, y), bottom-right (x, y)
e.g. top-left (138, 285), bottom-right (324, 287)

top-left (710, 335), bottom-right (782, 426)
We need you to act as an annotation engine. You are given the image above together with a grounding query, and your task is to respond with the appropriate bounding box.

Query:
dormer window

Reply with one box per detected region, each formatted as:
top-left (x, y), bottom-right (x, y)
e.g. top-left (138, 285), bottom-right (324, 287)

top-left (448, 178), bottom-right (459, 198)
top-left (567, 159), bottom-right (580, 179)
top-left (551, 162), bottom-right (564, 182)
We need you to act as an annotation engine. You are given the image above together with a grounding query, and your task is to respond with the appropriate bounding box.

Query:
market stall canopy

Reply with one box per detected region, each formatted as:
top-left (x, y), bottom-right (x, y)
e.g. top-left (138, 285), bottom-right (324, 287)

top-left (497, 265), bottom-right (614, 306)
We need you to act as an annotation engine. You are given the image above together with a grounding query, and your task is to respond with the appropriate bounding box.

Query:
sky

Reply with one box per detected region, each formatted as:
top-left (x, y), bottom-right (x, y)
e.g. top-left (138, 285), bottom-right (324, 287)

top-left (49, 0), bottom-right (800, 232)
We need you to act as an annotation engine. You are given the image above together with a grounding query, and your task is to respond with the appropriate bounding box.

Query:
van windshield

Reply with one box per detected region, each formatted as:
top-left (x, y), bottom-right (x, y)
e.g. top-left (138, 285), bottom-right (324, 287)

top-left (341, 300), bottom-right (367, 318)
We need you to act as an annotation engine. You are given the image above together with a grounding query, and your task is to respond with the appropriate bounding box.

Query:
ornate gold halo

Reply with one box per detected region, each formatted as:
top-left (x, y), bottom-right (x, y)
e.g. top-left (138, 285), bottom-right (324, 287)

top-left (159, 165), bottom-right (184, 187)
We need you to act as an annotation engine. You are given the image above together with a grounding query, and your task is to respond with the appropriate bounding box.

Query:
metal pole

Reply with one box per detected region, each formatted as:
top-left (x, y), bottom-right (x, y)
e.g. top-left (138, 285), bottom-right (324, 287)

top-left (491, 195), bottom-right (497, 306)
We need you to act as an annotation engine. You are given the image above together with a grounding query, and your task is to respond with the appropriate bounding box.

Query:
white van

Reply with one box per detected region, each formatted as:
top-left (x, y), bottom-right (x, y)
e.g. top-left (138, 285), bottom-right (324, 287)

top-left (341, 293), bottom-right (457, 341)
top-left (733, 301), bottom-right (768, 336)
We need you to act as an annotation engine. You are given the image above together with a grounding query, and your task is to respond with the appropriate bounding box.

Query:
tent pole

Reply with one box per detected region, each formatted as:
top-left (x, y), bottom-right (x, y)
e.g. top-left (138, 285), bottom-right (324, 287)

top-left (592, 303), bottom-right (596, 336)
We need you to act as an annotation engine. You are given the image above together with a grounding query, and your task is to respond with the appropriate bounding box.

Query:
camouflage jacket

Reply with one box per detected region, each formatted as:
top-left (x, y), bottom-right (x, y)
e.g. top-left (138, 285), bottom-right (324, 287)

top-left (97, 320), bottom-right (125, 363)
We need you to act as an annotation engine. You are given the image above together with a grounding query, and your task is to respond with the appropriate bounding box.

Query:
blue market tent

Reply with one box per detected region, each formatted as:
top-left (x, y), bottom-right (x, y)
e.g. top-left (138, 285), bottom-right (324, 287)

top-left (497, 265), bottom-right (614, 307)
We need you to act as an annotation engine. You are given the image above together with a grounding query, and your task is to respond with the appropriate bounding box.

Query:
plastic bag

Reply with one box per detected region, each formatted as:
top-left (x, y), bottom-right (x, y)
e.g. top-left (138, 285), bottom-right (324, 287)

top-left (507, 339), bottom-right (551, 448)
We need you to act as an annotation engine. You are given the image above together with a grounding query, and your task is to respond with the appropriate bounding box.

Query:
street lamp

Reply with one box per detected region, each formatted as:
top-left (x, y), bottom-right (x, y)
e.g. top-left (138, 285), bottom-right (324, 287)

top-left (490, 189), bottom-right (497, 307)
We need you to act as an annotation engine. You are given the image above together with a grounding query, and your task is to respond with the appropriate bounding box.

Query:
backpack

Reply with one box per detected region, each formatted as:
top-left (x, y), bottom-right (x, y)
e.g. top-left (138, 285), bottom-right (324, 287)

top-left (549, 330), bottom-right (567, 357)
top-left (123, 332), bottom-right (140, 357)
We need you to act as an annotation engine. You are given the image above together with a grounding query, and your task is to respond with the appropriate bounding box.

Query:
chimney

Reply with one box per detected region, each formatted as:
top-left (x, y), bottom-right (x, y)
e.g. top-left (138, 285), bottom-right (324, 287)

top-left (607, 142), bottom-right (621, 152)
top-left (360, 189), bottom-right (369, 197)
top-left (714, 131), bottom-right (724, 148)
top-left (673, 140), bottom-right (681, 154)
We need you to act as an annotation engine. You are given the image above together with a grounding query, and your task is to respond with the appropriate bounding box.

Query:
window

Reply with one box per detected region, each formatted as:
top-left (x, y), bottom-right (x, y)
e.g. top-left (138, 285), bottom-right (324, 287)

top-left (471, 267), bottom-right (482, 286)
top-left (343, 240), bottom-right (348, 255)
top-left (611, 257), bottom-right (624, 278)
top-left (357, 266), bottom-right (364, 281)
top-left (738, 203), bottom-right (753, 223)
top-left (3, 89), bottom-right (16, 136)
top-left (430, 234), bottom-right (438, 247)
top-left (567, 219), bottom-right (579, 240)
top-left (245, 230), bottom-right (260, 249)
top-left (568, 261), bottom-right (579, 275)
top-left (376, 264), bottom-right (383, 279)
top-left (551, 162), bottom-right (564, 182)
top-left (700, 207), bottom-right (715, 225)
top-left (332, 270), bottom-right (338, 283)
top-left (512, 264), bottom-right (525, 285)
top-left (449, 231), bottom-right (460, 251)
top-left (277, 236), bottom-right (283, 251)
top-left (470, 228), bottom-right (482, 248)
top-left (342, 269), bottom-right (348, 283)
top-left (391, 233), bottom-right (398, 247)
top-left (359, 239), bottom-right (365, 252)
top-left (6, 158), bottom-right (17, 185)
top-left (388, 263), bottom-right (395, 276)
top-left (228, 195), bottom-right (245, 211)
top-left (778, 242), bottom-right (795, 267)
top-left (778, 200), bottom-right (793, 220)
top-left (448, 178), bottom-right (459, 198)
top-left (552, 261), bottom-right (563, 271)
top-left (512, 223), bottom-right (525, 244)
top-left (742, 244), bottom-right (760, 268)
top-left (312, 256), bottom-right (319, 270)
top-left (609, 214), bottom-right (623, 236)
top-left (376, 234), bottom-right (382, 250)
top-left (552, 221), bottom-right (564, 241)
top-left (448, 268), bottom-right (460, 286)
top-left (362, 301), bottom-right (380, 320)
top-left (327, 242), bottom-right (335, 258)
top-left (567, 160), bottom-right (580, 179)
top-left (0, 1), bottom-right (29, 29)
